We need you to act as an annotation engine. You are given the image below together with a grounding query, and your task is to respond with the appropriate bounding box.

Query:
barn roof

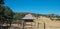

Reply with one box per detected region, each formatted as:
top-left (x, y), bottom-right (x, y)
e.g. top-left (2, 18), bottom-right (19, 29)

top-left (22, 14), bottom-right (36, 20)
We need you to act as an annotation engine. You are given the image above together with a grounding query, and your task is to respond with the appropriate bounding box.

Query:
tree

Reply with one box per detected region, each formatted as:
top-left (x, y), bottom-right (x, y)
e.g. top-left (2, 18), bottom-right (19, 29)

top-left (0, 0), bottom-right (4, 5)
top-left (13, 13), bottom-right (25, 20)
top-left (0, 6), bottom-right (13, 25)
top-left (0, 0), bottom-right (4, 14)
top-left (0, 0), bottom-right (5, 18)
top-left (4, 6), bottom-right (13, 18)
top-left (4, 6), bottom-right (14, 26)
top-left (0, 0), bottom-right (13, 26)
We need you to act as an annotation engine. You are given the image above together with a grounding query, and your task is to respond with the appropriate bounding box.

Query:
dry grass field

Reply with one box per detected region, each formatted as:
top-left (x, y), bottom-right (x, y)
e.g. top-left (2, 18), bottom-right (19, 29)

top-left (33, 16), bottom-right (60, 29)
top-left (2, 16), bottom-right (60, 29)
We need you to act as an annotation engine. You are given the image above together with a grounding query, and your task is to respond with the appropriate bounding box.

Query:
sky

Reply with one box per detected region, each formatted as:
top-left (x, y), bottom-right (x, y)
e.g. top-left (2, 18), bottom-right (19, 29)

top-left (5, 0), bottom-right (60, 15)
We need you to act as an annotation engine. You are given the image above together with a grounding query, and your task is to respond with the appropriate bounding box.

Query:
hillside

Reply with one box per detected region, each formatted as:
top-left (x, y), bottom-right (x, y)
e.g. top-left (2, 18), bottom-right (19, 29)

top-left (13, 12), bottom-right (60, 20)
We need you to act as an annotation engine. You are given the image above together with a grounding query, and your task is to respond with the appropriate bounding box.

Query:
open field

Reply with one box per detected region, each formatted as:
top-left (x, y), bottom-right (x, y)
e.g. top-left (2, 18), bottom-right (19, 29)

top-left (0, 16), bottom-right (60, 29)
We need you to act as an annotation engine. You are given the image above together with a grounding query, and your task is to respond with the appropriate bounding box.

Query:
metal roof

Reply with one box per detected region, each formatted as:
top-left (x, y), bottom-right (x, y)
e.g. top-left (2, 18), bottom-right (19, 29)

top-left (22, 14), bottom-right (36, 20)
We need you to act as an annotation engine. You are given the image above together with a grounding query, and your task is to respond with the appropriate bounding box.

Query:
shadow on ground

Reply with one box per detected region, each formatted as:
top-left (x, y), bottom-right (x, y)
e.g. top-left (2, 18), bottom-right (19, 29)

top-left (0, 26), bottom-right (21, 29)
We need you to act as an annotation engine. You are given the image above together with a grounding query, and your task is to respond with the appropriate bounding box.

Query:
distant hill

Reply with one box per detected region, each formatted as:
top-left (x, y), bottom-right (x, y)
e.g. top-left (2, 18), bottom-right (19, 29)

top-left (13, 12), bottom-right (60, 20)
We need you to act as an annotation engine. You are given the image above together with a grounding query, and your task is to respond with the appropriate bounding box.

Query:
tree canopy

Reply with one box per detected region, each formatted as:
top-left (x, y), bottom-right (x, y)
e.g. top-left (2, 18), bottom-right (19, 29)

top-left (13, 13), bottom-right (25, 20)
top-left (4, 6), bottom-right (13, 19)
top-left (0, 0), bottom-right (4, 5)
